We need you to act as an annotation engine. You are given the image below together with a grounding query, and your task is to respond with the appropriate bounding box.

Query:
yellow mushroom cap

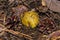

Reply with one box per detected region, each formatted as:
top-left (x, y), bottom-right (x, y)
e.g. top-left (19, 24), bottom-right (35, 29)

top-left (21, 11), bottom-right (39, 28)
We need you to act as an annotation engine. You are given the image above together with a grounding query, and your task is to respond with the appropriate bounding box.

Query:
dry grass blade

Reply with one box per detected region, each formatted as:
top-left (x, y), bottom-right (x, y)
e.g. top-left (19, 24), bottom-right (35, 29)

top-left (5, 29), bottom-right (33, 40)
top-left (0, 24), bottom-right (33, 40)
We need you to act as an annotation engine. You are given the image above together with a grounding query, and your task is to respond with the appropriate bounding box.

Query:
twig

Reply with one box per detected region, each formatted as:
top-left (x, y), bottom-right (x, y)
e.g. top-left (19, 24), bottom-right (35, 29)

top-left (0, 24), bottom-right (33, 40)
top-left (5, 29), bottom-right (33, 40)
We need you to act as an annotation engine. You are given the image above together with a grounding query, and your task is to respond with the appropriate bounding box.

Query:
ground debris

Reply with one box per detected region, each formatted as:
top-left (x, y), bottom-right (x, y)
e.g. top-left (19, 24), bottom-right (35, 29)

top-left (0, 0), bottom-right (60, 40)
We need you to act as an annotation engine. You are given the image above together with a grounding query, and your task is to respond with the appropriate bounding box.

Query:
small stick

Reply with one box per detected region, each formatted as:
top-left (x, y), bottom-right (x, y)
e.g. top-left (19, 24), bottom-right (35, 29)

top-left (5, 29), bottom-right (33, 40)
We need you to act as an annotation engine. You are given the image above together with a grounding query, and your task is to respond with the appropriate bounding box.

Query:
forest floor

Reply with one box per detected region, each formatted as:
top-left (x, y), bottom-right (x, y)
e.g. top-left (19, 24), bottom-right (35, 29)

top-left (0, 0), bottom-right (60, 40)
